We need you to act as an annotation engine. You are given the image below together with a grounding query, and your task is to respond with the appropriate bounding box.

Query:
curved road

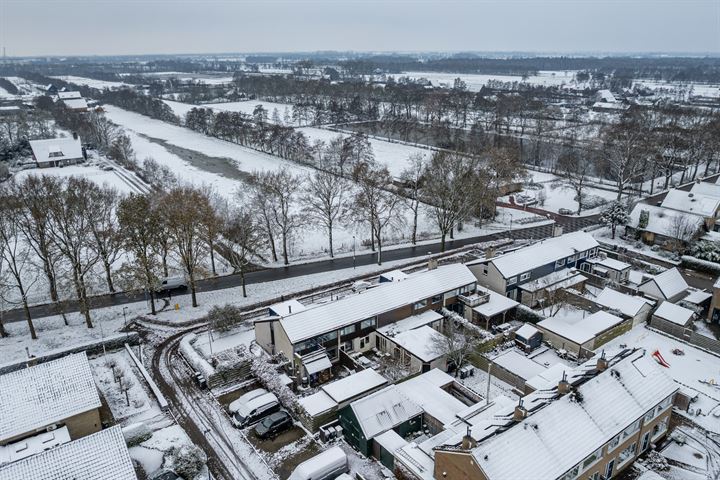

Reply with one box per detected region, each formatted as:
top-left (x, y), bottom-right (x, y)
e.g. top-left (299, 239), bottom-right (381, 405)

top-left (3, 214), bottom-right (599, 323)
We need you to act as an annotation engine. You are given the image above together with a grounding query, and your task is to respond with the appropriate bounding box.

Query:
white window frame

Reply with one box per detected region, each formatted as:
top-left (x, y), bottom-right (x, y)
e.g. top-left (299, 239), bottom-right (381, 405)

top-left (556, 258), bottom-right (566, 268)
top-left (507, 276), bottom-right (517, 286)
top-left (520, 272), bottom-right (531, 281)
top-left (414, 299), bottom-right (428, 311)
top-left (617, 442), bottom-right (637, 468)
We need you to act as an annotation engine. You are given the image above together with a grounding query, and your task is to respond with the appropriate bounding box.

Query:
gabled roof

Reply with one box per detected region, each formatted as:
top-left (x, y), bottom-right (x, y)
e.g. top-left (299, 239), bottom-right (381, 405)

top-left (472, 351), bottom-right (678, 480)
top-left (350, 385), bottom-right (423, 440)
top-left (0, 353), bottom-right (101, 443)
top-left (537, 311), bottom-right (625, 345)
top-left (396, 370), bottom-right (466, 426)
top-left (57, 91), bottom-right (82, 99)
top-left (640, 268), bottom-right (688, 301)
top-left (594, 288), bottom-right (653, 317)
top-left (514, 323), bottom-right (539, 341)
top-left (62, 98), bottom-right (88, 110)
top-left (280, 264), bottom-right (476, 343)
top-left (29, 136), bottom-right (83, 165)
top-left (653, 301), bottom-right (695, 326)
top-left (0, 426), bottom-right (136, 480)
top-left (490, 232), bottom-right (598, 279)
top-left (388, 325), bottom-right (447, 363)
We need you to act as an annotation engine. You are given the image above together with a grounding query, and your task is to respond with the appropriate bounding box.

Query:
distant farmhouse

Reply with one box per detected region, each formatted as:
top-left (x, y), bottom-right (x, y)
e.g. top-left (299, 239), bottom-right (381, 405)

top-left (29, 134), bottom-right (86, 168)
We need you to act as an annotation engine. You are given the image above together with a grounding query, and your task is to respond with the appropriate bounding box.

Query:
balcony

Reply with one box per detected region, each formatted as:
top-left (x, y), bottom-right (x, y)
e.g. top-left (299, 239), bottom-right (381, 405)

top-left (459, 292), bottom-right (491, 307)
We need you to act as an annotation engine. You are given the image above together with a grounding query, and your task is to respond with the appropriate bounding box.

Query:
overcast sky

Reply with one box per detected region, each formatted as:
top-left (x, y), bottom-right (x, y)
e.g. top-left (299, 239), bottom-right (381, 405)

top-left (2, 0), bottom-right (719, 57)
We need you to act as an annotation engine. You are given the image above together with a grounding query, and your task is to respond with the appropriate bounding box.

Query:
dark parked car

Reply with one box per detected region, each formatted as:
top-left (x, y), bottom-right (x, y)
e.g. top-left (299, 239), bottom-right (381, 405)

top-left (254, 411), bottom-right (293, 439)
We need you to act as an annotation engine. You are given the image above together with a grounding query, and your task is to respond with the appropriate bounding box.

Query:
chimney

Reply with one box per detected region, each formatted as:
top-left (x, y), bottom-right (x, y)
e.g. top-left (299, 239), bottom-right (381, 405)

top-left (596, 350), bottom-right (609, 372)
top-left (72, 131), bottom-right (78, 140)
top-left (461, 425), bottom-right (477, 450)
top-left (428, 258), bottom-right (438, 270)
top-left (558, 371), bottom-right (571, 394)
top-left (288, 305), bottom-right (292, 314)
top-left (513, 398), bottom-right (528, 422)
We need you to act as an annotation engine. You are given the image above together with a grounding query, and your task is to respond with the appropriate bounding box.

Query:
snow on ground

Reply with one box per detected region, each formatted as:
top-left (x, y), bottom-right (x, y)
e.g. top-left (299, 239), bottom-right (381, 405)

top-left (90, 350), bottom-right (153, 421)
top-left (383, 70), bottom-right (581, 91)
top-left (194, 324), bottom-right (255, 357)
top-left (603, 325), bottom-right (720, 434)
top-left (0, 255), bottom-right (442, 365)
top-left (104, 105), bottom-right (310, 177)
top-left (51, 75), bottom-right (129, 89)
top-left (0, 76), bottom-right (41, 98)
top-left (200, 100), bottom-right (295, 123)
top-left (13, 160), bottom-right (141, 195)
top-left (129, 424), bottom-right (192, 476)
top-left (459, 365), bottom-right (520, 402)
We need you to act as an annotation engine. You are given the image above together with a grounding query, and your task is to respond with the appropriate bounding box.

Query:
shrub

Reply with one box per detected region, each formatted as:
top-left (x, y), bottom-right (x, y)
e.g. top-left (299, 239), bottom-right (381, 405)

top-left (168, 444), bottom-right (207, 480)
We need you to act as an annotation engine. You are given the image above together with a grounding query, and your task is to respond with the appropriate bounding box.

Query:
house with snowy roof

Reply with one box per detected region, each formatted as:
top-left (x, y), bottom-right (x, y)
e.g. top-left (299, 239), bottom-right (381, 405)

top-left (581, 255), bottom-right (631, 284)
top-left (536, 310), bottom-right (630, 358)
top-left (638, 268), bottom-right (689, 303)
top-left (56, 91), bottom-right (82, 100)
top-left (627, 202), bottom-right (705, 249)
top-left (469, 231), bottom-right (599, 304)
top-left (433, 349), bottom-right (678, 480)
top-left (0, 426), bottom-right (136, 480)
top-left (62, 97), bottom-right (89, 112)
top-left (661, 188), bottom-right (720, 230)
top-left (593, 287), bottom-right (654, 326)
top-left (459, 286), bottom-right (519, 330)
top-left (29, 134), bottom-right (85, 168)
top-left (651, 301), bottom-right (696, 329)
top-left (375, 310), bottom-right (448, 373)
top-left (0, 352), bottom-right (101, 447)
top-left (257, 263), bottom-right (476, 383)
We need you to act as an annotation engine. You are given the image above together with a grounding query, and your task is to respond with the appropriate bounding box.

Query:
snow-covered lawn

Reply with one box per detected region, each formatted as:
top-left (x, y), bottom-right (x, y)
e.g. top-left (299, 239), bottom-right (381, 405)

top-left (13, 160), bottom-right (143, 195)
top-left (51, 75), bottom-right (129, 89)
top-left (90, 350), bottom-right (153, 421)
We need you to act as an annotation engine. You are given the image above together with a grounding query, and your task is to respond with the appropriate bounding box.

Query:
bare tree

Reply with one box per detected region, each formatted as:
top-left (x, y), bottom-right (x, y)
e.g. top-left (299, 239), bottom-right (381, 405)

top-left (248, 175), bottom-right (279, 263)
top-left (117, 193), bottom-right (162, 315)
top-left (353, 164), bottom-right (404, 265)
top-left (302, 170), bottom-right (347, 257)
top-left (432, 313), bottom-right (479, 376)
top-left (557, 150), bottom-right (593, 215)
top-left (667, 213), bottom-right (701, 253)
top-left (0, 187), bottom-right (37, 339)
top-left (47, 177), bottom-right (100, 329)
top-left (422, 152), bottom-right (476, 251)
top-left (87, 184), bottom-right (122, 293)
top-left (602, 110), bottom-right (650, 199)
top-left (225, 207), bottom-right (262, 297)
top-left (399, 153), bottom-right (426, 245)
top-left (160, 186), bottom-right (208, 308)
top-left (198, 187), bottom-right (224, 276)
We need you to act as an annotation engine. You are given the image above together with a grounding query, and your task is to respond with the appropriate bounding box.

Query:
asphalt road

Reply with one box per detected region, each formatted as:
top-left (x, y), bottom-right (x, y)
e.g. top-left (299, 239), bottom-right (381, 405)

top-left (1, 214), bottom-right (600, 323)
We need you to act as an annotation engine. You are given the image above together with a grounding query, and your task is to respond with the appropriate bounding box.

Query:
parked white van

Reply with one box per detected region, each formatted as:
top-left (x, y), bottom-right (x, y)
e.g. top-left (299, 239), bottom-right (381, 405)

top-left (229, 389), bottom-right (280, 428)
top-left (288, 446), bottom-right (348, 480)
top-left (156, 276), bottom-right (187, 292)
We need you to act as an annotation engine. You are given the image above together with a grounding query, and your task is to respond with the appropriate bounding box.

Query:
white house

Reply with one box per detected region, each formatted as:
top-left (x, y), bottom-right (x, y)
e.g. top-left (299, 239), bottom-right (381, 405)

top-left (594, 287), bottom-right (654, 326)
top-left (638, 268), bottom-right (689, 303)
top-left (29, 135), bottom-right (85, 168)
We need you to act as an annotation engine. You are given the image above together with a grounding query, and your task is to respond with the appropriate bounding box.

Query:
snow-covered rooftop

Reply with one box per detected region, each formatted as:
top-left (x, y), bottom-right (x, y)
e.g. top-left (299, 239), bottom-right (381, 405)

top-left (376, 310), bottom-right (442, 337)
top-left (681, 288), bottom-right (712, 306)
top-left (514, 323), bottom-right (539, 340)
top-left (349, 385), bottom-right (423, 440)
top-left (537, 311), bottom-right (625, 345)
top-left (56, 91), bottom-right (82, 99)
top-left (690, 181), bottom-right (720, 199)
top-left (584, 256), bottom-right (630, 272)
top-left (280, 264), bottom-right (476, 343)
top-left (396, 370), bottom-right (467, 426)
top-left (472, 287), bottom-right (519, 317)
top-left (640, 268), bottom-right (689, 301)
top-left (594, 287), bottom-right (653, 318)
top-left (490, 350), bottom-right (547, 381)
top-left (374, 429), bottom-right (408, 454)
top-left (490, 232), bottom-right (598, 279)
top-left (0, 426), bottom-right (136, 480)
top-left (320, 369), bottom-right (387, 404)
top-left (0, 353), bottom-right (101, 443)
top-left (298, 390), bottom-right (336, 417)
top-left (62, 98), bottom-right (89, 110)
top-left (472, 351), bottom-right (678, 480)
top-left (267, 299), bottom-right (305, 317)
top-left (628, 203), bottom-right (704, 238)
top-left (388, 325), bottom-right (447, 363)
top-left (29, 136), bottom-right (83, 165)
top-left (661, 188), bottom-right (720, 217)
top-left (653, 301), bottom-right (695, 326)
top-left (525, 363), bottom-right (569, 391)
top-left (518, 269), bottom-right (587, 293)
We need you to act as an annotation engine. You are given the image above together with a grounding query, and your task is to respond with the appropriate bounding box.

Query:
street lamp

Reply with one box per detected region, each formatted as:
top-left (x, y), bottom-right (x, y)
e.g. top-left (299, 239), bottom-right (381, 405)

top-left (509, 213), bottom-right (514, 230)
top-left (352, 235), bottom-right (356, 269)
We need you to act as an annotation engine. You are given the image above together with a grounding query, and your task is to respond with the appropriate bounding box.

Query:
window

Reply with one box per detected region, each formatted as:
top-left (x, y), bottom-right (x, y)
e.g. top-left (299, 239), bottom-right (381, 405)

top-left (621, 419), bottom-right (640, 440)
top-left (432, 294), bottom-right (443, 303)
top-left (608, 433), bottom-right (621, 451)
top-left (340, 325), bottom-right (356, 337)
top-left (617, 443), bottom-right (636, 466)
top-left (414, 299), bottom-right (428, 311)
top-left (556, 258), bottom-right (566, 268)
top-left (559, 464), bottom-right (580, 480)
top-left (579, 250), bottom-right (588, 259)
top-left (340, 340), bottom-right (353, 352)
top-left (581, 448), bottom-right (602, 471)
top-left (652, 417), bottom-right (669, 440)
top-left (360, 317), bottom-right (376, 330)
top-left (567, 254), bottom-right (576, 263)
top-left (520, 272), bottom-right (531, 281)
top-left (507, 276), bottom-right (517, 286)
top-left (588, 473), bottom-right (599, 480)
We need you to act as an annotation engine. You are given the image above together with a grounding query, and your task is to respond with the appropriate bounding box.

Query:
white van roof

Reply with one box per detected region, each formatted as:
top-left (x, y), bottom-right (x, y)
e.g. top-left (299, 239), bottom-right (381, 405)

top-left (235, 392), bottom-right (278, 418)
top-left (228, 388), bottom-right (267, 413)
top-left (288, 446), bottom-right (347, 480)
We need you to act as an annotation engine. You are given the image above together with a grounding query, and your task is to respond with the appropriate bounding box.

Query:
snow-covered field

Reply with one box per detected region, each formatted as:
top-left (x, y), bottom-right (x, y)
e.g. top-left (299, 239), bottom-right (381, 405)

top-left (0, 76), bottom-right (41, 98)
top-left (384, 70), bottom-right (582, 91)
top-left (13, 161), bottom-right (142, 195)
top-left (51, 75), bottom-right (129, 89)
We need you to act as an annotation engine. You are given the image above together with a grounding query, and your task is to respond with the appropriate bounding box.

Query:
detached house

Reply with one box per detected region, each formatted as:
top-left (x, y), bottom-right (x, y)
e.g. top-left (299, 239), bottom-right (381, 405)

top-left (638, 268), bottom-right (689, 303)
top-left (0, 353), bottom-right (101, 448)
top-left (29, 134), bottom-right (85, 168)
top-left (469, 231), bottom-right (599, 303)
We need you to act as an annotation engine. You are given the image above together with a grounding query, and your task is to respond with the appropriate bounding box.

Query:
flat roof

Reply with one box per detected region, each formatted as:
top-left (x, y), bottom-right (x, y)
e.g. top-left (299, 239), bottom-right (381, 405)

top-left (472, 288), bottom-right (519, 317)
top-left (280, 264), bottom-right (476, 344)
top-left (321, 369), bottom-right (387, 404)
top-left (491, 350), bottom-right (547, 380)
top-left (537, 311), bottom-right (625, 345)
top-left (0, 353), bottom-right (101, 443)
